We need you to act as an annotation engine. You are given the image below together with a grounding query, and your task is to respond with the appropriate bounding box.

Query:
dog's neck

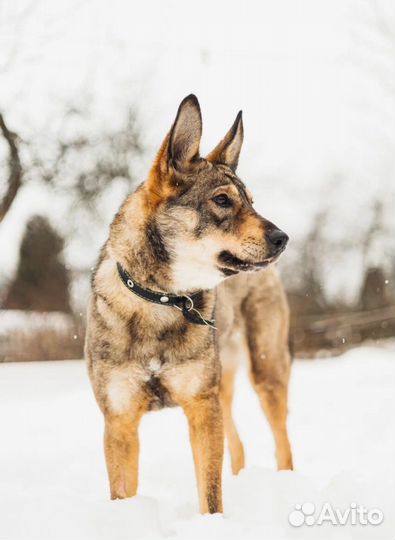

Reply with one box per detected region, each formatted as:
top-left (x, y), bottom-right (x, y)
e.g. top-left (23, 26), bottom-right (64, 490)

top-left (107, 189), bottom-right (188, 295)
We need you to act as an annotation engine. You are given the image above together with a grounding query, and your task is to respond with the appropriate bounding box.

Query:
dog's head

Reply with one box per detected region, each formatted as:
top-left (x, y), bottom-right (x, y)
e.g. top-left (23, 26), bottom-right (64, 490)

top-left (143, 94), bottom-right (288, 293)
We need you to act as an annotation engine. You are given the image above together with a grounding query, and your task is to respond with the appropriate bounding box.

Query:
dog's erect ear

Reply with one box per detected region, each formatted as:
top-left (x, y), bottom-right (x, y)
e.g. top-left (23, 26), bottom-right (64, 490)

top-left (147, 95), bottom-right (202, 199)
top-left (207, 111), bottom-right (243, 171)
top-left (168, 94), bottom-right (202, 169)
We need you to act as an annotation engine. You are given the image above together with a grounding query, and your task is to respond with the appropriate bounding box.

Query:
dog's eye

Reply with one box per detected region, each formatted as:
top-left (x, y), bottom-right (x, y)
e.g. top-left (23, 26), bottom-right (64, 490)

top-left (212, 194), bottom-right (232, 208)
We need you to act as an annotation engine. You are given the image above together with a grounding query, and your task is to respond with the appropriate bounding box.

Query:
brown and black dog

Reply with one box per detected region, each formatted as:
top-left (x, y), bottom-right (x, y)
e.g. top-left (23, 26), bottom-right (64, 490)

top-left (85, 95), bottom-right (293, 514)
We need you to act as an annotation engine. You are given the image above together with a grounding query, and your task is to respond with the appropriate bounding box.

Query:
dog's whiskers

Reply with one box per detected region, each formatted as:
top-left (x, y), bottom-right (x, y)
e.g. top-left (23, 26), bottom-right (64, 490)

top-left (241, 246), bottom-right (260, 261)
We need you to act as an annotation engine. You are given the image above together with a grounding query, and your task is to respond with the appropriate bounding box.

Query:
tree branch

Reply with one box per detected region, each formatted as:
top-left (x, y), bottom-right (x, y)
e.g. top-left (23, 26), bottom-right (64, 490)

top-left (0, 112), bottom-right (22, 222)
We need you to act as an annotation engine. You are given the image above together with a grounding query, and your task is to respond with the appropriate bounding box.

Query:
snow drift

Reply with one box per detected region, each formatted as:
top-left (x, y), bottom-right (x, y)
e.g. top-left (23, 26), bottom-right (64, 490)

top-left (0, 345), bottom-right (394, 539)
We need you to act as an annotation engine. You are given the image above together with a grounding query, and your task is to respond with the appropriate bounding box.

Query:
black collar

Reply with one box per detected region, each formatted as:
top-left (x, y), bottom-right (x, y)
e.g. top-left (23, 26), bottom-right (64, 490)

top-left (116, 263), bottom-right (216, 329)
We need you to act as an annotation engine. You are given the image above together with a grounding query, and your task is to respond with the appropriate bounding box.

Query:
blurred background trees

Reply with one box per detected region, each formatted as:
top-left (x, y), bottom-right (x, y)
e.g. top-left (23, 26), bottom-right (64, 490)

top-left (3, 215), bottom-right (71, 312)
top-left (0, 0), bottom-right (393, 361)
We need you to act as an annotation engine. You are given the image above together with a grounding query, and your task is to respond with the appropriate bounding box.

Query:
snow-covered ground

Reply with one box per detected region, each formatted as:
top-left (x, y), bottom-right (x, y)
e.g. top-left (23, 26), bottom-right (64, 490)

top-left (0, 345), bottom-right (394, 540)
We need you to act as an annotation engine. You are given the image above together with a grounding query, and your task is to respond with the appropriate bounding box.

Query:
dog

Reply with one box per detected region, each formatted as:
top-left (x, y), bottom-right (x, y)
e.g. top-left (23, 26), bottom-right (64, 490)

top-left (85, 94), bottom-right (293, 515)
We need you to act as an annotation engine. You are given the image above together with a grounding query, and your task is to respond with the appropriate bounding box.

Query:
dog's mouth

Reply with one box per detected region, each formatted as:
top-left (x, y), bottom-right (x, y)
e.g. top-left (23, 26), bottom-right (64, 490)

top-left (217, 250), bottom-right (281, 276)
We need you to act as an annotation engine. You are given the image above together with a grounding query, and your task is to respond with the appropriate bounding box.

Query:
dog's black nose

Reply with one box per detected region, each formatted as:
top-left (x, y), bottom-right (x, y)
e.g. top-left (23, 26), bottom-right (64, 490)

top-left (267, 228), bottom-right (289, 253)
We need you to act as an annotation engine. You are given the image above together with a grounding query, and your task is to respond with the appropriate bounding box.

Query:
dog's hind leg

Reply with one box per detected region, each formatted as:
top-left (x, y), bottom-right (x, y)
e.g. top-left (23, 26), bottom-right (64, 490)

top-left (219, 349), bottom-right (245, 475)
top-left (252, 372), bottom-right (293, 470)
top-left (220, 368), bottom-right (245, 475)
top-left (104, 408), bottom-right (145, 499)
top-left (182, 394), bottom-right (224, 514)
top-left (243, 294), bottom-right (293, 471)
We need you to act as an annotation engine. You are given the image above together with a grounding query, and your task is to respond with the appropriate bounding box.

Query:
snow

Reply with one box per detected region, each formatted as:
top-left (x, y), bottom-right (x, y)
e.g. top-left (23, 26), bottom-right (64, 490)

top-left (0, 345), bottom-right (394, 539)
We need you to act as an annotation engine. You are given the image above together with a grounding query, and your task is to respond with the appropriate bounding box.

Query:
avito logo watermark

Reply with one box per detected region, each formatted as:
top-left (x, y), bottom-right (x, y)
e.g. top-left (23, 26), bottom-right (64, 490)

top-left (288, 502), bottom-right (384, 527)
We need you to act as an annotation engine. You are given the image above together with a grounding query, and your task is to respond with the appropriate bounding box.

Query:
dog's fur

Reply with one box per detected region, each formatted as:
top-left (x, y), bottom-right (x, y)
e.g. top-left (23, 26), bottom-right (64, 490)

top-left (86, 95), bottom-right (293, 514)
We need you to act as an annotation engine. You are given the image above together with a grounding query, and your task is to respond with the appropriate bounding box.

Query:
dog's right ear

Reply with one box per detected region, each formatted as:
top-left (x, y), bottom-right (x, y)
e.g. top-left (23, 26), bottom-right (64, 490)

top-left (147, 94), bottom-right (202, 202)
top-left (147, 95), bottom-right (202, 199)
top-left (168, 94), bottom-right (202, 169)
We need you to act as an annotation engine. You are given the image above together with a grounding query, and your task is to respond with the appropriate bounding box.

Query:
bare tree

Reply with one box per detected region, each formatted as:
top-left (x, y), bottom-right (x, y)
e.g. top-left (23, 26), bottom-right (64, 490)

top-left (0, 99), bottom-right (144, 226)
top-left (0, 1), bottom-right (90, 222)
top-left (29, 104), bottom-right (144, 216)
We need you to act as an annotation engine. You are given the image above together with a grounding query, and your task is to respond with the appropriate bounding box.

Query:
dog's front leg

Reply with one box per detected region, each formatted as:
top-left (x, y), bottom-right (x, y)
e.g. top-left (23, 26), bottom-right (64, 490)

top-left (104, 410), bottom-right (144, 500)
top-left (182, 393), bottom-right (224, 514)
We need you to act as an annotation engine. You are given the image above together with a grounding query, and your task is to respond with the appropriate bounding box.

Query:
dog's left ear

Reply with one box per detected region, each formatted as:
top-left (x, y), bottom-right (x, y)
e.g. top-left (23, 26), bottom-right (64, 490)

top-left (207, 111), bottom-right (243, 171)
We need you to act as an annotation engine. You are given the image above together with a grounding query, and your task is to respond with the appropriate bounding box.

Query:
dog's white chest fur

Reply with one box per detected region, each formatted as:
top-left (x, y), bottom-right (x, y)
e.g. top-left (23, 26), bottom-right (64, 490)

top-left (170, 237), bottom-right (224, 292)
top-left (147, 357), bottom-right (162, 374)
